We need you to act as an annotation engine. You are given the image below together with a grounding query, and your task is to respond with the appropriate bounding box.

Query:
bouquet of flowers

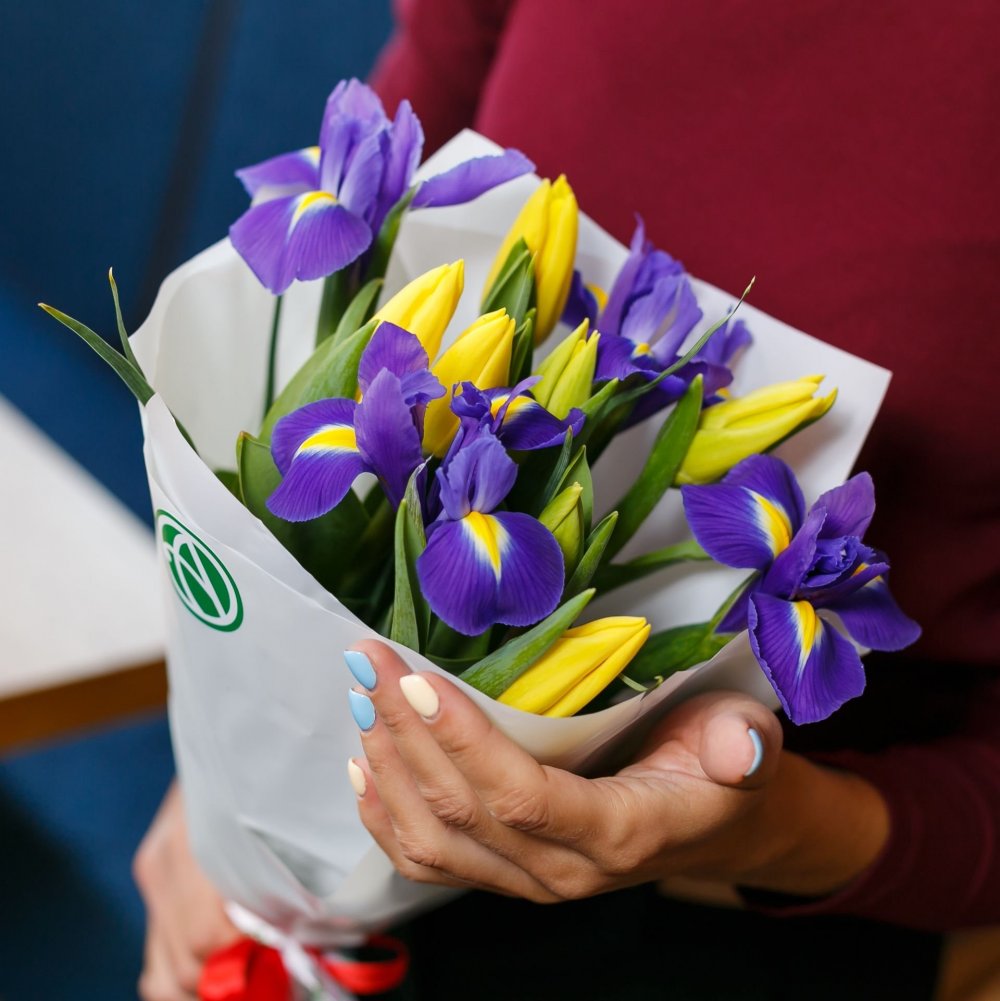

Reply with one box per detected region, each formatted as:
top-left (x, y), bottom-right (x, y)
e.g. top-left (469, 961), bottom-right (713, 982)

top-left (43, 80), bottom-right (918, 995)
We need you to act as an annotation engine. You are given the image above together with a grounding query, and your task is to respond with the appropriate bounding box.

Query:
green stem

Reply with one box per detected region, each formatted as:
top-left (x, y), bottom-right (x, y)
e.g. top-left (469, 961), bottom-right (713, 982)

top-left (263, 295), bottom-right (283, 415)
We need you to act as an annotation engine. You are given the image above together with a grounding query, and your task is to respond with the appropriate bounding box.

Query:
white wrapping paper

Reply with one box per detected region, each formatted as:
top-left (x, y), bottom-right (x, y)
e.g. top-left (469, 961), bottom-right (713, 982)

top-left (131, 131), bottom-right (891, 946)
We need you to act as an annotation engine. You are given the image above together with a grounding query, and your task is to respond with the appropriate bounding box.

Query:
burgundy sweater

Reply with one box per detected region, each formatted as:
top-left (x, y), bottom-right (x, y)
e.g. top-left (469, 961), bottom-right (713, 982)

top-left (371, 0), bottom-right (1000, 931)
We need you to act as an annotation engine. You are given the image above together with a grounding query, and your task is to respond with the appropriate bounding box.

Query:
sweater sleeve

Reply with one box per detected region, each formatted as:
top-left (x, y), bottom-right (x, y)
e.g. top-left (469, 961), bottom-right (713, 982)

top-left (369, 0), bottom-right (514, 154)
top-left (751, 672), bottom-right (1000, 931)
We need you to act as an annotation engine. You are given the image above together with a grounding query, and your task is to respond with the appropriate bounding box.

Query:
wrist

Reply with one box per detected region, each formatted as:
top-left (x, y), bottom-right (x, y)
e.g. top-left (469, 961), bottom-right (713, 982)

top-left (735, 751), bottom-right (890, 897)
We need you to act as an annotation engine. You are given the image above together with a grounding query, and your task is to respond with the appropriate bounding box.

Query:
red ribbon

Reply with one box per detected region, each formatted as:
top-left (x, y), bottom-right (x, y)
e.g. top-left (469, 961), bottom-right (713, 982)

top-left (199, 934), bottom-right (409, 1001)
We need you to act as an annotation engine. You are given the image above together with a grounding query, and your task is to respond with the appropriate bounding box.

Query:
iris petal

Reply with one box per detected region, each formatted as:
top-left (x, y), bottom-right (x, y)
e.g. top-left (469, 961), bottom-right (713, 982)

top-left (376, 99), bottom-right (424, 228)
top-left (411, 149), bottom-right (535, 209)
top-left (358, 323), bottom-right (432, 393)
top-left (749, 593), bottom-right (866, 724)
top-left (827, 575), bottom-right (922, 651)
top-left (492, 512), bottom-right (564, 627)
top-left (814, 472), bottom-right (876, 539)
top-left (762, 506), bottom-right (825, 598)
top-left (270, 398), bottom-right (358, 474)
top-left (236, 147), bottom-right (320, 201)
top-left (723, 455), bottom-right (806, 533)
top-left (437, 435), bottom-right (516, 522)
top-left (266, 449), bottom-right (368, 522)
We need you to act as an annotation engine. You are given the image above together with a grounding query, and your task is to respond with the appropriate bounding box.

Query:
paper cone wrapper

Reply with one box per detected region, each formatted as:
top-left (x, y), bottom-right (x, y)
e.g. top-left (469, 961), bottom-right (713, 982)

top-left (131, 131), bottom-right (891, 946)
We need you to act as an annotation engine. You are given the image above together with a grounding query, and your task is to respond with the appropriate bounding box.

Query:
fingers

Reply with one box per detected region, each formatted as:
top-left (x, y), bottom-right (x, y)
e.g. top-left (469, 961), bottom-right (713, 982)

top-left (138, 919), bottom-right (198, 1001)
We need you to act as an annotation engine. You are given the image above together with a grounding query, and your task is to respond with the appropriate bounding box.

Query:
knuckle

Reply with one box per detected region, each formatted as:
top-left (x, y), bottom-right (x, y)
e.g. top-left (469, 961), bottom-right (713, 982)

top-left (396, 832), bottom-right (445, 871)
top-left (486, 787), bottom-right (550, 833)
top-left (423, 788), bottom-right (479, 831)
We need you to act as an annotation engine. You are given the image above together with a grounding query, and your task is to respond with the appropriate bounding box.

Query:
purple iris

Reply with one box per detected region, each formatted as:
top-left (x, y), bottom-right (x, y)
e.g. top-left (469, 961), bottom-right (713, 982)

top-left (230, 79), bottom-right (534, 294)
top-left (681, 455), bottom-right (921, 724)
top-left (417, 434), bottom-right (564, 636)
top-left (267, 323), bottom-right (444, 520)
top-left (565, 218), bottom-right (750, 420)
top-left (450, 378), bottom-right (584, 452)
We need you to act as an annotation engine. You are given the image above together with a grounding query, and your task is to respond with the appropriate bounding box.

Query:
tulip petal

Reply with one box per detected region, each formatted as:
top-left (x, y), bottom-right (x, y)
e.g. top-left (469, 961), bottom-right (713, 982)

top-left (270, 398), bottom-right (358, 474)
top-left (236, 147), bottom-right (320, 201)
top-left (814, 472), bottom-right (876, 539)
top-left (749, 593), bottom-right (866, 724)
top-left (682, 483), bottom-right (793, 570)
top-left (492, 512), bottom-right (564, 627)
top-left (412, 149), bottom-right (535, 209)
top-left (828, 575), bottom-right (922, 652)
top-left (354, 369), bottom-right (425, 507)
top-left (266, 449), bottom-right (368, 522)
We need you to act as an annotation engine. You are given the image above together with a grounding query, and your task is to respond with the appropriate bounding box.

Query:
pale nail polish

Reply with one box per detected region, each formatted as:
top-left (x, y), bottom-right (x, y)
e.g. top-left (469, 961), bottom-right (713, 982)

top-left (400, 674), bottom-right (440, 719)
top-left (744, 727), bottom-right (764, 777)
top-left (349, 690), bottom-right (376, 731)
top-left (344, 650), bottom-right (377, 690)
top-left (347, 758), bottom-right (367, 797)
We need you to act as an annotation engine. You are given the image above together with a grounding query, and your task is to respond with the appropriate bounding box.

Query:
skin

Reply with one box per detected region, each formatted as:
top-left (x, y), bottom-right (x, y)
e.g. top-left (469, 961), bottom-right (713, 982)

top-left (134, 640), bottom-right (890, 991)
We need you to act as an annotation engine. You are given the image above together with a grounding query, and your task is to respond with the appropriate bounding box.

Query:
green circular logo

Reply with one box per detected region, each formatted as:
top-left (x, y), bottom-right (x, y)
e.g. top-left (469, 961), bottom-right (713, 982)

top-left (157, 510), bottom-right (243, 631)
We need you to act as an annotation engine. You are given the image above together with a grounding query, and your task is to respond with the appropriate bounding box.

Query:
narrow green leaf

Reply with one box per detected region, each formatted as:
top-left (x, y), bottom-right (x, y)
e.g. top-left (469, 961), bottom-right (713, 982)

top-left (593, 539), bottom-right (711, 592)
top-left (214, 468), bottom-right (240, 498)
top-left (237, 432), bottom-right (369, 596)
top-left (40, 303), bottom-right (154, 405)
top-left (624, 622), bottom-right (735, 686)
top-left (364, 188), bottom-right (416, 286)
top-left (563, 511), bottom-right (618, 600)
top-left (331, 277), bottom-right (383, 347)
top-left (558, 446), bottom-right (594, 531)
top-left (260, 317), bottom-right (377, 442)
top-left (389, 474), bottom-right (431, 652)
top-left (504, 428), bottom-right (574, 516)
top-left (107, 269), bottom-right (141, 371)
top-left (603, 376), bottom-right (703, 562)
top-left (458, 589), bottom-right (594, 698)
top-left (482, 238), bottom-right (535, 327)
top-left (509, 308), bottom-right (536, 384)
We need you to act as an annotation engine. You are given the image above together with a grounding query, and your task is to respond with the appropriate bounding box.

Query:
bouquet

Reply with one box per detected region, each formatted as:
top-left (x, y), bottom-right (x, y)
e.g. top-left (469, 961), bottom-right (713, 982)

top-left (43, 80), bottom-right (919, 996)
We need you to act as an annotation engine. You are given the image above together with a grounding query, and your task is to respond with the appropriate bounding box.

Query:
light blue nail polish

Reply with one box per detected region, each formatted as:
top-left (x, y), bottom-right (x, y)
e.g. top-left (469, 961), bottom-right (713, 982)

top-left (344, 650), bottom-right (377, 690)
top-left (349, 690), bottom-right (376, 731)
top-left (744, 727), bottom-right (764, 778)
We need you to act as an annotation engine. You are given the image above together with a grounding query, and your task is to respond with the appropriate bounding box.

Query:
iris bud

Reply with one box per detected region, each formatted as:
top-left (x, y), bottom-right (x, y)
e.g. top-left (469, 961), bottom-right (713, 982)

top-left (499, 616), bottom-right (650, 717)
top-left (374, 260), bottom-right (465, 360)
top-left (532, 320), bottom-right (599, 418)
top-left (676, 376), bottom-right (837, 485)
top-left (484, 176), bottom-right (578, 345)
top-left (539, 481), bottom-right (585, 574)
top-left (423, 309), bottom-right (516, 456)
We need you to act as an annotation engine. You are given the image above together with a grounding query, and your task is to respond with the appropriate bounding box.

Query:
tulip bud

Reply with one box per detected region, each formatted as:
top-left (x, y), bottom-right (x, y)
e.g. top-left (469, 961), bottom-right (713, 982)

top-left (539, 482), bottom-right (585, 574)
top-left (499, 616), bottom-right (650, 717)
top-left (374, 260), bottom-right (465, 360)
top-left (532, 320), bottom-right (599, 418)
top-left (423, 309), bottom-right (516, 456)
top-left (675, 376), bottom-right (837, 485)
top-left (484, 176), bottom-right (578, 345)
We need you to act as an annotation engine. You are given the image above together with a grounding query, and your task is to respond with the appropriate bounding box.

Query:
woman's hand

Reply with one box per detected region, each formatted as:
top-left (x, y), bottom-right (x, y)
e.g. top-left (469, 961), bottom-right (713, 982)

top-left (347, 641), bottom-right (890, 903)
top-left (133, 782), bottom-right (239, 1001)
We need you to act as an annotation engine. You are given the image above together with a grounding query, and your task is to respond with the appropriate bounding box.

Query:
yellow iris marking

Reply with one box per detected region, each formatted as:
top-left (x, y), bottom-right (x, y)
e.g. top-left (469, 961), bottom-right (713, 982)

top-left (491, 394), bottom-right (533, 421)
top-left (633, 342), bottom-right (652, 356)
top-left (303, 145), bottom-right (321, 165)
top-left (792, 601), bottom-right (818, 675)
top-left (489, 395), bottom-right (510, 419)
top-left (297, 425), bottom-right (357, 455)
top-left (463, 512), bottom-right (505, 577)
top-left (751, 491), bottom-right (792, 555)
top-left (292, 190), bottom-right (336, 226)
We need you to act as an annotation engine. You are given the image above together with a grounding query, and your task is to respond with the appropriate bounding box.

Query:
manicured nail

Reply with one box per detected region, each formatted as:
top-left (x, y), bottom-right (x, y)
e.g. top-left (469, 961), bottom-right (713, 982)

top-left (744, 727), bottom-right (764, 777)
top-left (399, 674), bottom-right (440, 720)
top-left (349, 690), bottom-right (376, 731)
top-left (344, 650), bottom-right (377, 690)
top-left (347, 758), bottom-right (367, 797)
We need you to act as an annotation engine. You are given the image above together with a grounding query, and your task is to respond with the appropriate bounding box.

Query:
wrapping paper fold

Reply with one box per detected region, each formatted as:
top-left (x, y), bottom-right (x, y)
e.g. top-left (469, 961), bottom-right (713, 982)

top-left (131, 131), bottom-right (891, 946)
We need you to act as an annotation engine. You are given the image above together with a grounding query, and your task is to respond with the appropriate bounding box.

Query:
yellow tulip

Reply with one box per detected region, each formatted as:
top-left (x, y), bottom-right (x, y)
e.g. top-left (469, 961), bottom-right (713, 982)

top-left (539, 481), bottom-right (585, 573)
top-left (423, 309), bottom-right (516, 456)
top-left (374, 260), bottom-right (465, 360)
top-left (499, 617), bottom-right (650, 717)
top-left (483, 175), bottom-right (578, 345)
top-left (532, 320), bottom-right (599, 418)
top-left (675, 376), bottom-right (837, 485)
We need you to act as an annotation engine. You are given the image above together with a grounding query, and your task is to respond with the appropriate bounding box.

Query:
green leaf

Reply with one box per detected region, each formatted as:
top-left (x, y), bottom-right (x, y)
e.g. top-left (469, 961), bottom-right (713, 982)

top-left (236, 432), bottom-right (369, 595)
top-left (364, 188), bottom-right (416, 286)
top-left (624, 622), bottom-right (735, 686)
top-left (563, 511), bottom-right (618, 600)
top-left (603, 376), bottom-right (703, 562)
top-left (331, 277), bottom-right (383, 347)
top-left (40, 303), bottom-right (154, 405)
top-left (458, 589), bottom-right (594, 698)
top-left (481, 238), bottom-right (535, 327)
top-left (593, 539), bottom-right (711, 592)
top-left (214, 468), bottom-right (241, 498)
top-left (389, 474), bottom-right (430, 653)
top-left (558, 446), bottom-right (594, 531)
top-left (509, 308), bottom-right (537, 384)
top-left (315, 266), bottom-right (357, 346)
top-left (107, 269), bottom-right (141, 371)
top-left (505, 428), bottom-right (574, 516)
top-left (260, 317), bottom-right (377, 443)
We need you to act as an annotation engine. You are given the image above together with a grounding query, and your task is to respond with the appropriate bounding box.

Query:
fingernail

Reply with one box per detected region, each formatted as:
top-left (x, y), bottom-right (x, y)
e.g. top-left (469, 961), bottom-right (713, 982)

top-left (344, 650), bottom-right (377, 690)
top-left (347, 758), bottom-right (367, 797)
top-left (744, 727), bottom-right (764, 777)
top-left (399, 674), bottom-right (440, 720)
top-left (349, 690), bottom-right (376, 731)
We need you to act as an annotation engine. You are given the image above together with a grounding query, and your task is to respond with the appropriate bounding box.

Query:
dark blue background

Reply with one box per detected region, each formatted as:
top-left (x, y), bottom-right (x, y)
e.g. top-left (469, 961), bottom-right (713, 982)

top-left (0, 3), bottom-right (392, 996)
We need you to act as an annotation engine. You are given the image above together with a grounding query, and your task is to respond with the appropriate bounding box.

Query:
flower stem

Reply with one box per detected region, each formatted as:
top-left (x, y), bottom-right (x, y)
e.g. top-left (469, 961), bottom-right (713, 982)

top-left (263, 295), bottom-right (283, 416)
